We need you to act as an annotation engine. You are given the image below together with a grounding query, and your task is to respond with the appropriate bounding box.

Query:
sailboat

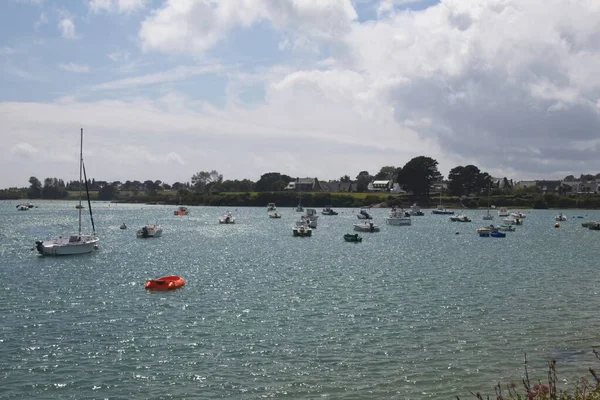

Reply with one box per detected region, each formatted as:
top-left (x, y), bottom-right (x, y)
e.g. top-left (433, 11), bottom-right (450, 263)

top-left (295, 191), bottom-right (304, 212)
top-left (483, 183), bottom-right (494, 220)
top-left (431, 189), bottom-right (454, 214)
top-left (35, 128), bottom-right (99, 255)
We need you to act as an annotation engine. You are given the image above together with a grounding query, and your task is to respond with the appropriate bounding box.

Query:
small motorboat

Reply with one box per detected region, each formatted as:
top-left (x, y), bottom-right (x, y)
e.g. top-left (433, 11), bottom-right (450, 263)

top-left (353, 221), bottom-right (380, 232)
top-left (136, 224), bottom-right (163, 238)
top-left (174, 206), bottom-right (189, 216)
top-left (218, 211), bottom-right (235, 224)
top-left (357, 208), bottom-right (373, 219)
top-left (145, 275), bottom-right (185, 290)
top-left (581, 221), bottom-right (597, 228)
top-left (344, 233), bottom-right (362, 242)
top-left (268, 211), bottom-right (282, 219)
top-left (292, 220), bottom-right (312, 237)
top-left (322, 206), bottom-right (338, 215)
top-left (119, 223), bottom-right (127, 230)
top-left (555, 213), bottom-right (567, 221)
top-left (450, 214), bottom-right (471, 222)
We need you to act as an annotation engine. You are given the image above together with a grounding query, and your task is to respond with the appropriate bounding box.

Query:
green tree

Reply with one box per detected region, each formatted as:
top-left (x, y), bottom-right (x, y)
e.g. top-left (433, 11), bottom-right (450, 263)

top-left (191, 170), bottom-right (223, 193)
top-left (42, 177), bottom-right (68, 199)
top-left (28, 176), bottom-right (42, 198)
top-left (355, 171), bottom-right (372, 192)
top-left (255, 172), bottom-right (291, 192)
top-left (374, 166), bottom-right (396, 180)
top-left (397, 156), bottom-right (441, 198)
top-left (339, 175), bottom-right (351, 183)
top-left (98, 183), bottom-right (119, 200)
top-left (447, 165), bottom-right (491, 196)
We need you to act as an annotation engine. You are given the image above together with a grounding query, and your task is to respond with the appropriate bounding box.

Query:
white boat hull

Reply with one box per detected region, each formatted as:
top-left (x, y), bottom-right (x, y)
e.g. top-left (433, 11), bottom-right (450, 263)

top-left (385, 217), bottom-right (411, 226)
top-left (36, 235), bottom-right (99, 256)
top-left (354, 223), bottom-right (380, 232)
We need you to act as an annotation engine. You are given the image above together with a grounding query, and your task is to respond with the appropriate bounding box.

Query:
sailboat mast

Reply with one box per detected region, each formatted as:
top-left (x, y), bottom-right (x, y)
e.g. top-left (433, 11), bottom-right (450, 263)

top-left (78, 127), bottom-right (83, 235)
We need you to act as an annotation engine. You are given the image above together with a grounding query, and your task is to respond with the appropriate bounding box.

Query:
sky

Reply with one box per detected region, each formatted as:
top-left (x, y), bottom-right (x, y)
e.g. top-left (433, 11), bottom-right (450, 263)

top-left (1, 0), bottom-right (600, 188)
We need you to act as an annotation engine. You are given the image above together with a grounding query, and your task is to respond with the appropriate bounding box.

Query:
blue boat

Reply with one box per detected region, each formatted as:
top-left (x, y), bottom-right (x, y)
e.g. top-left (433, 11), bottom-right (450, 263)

top-left (478, 231), bottom-right (490, 237)
top-left (490, 231), bottom-right (506, 238)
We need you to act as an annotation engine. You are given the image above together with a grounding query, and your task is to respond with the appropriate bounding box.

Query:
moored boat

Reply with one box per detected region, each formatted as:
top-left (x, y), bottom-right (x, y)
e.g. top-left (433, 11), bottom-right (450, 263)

top-left (582, 221), bottom-right (597, 228)
top-left (293, 219), bottom-right (312, 237)
top-left (268, 211), bottom-right (282, 218)
top-left (450, 214), bottom-right (471, 222)
top-left (136, 224), bottom-right (163, 238)
top-left (555, 213), bottom-right (567, 221)
top-left (119, 223), bottom-right (127, 230)
top-left (357, 208), bottom-right (373, 219)
top-left (409, 203), bottom-right (424, 216)
top-left (385, 207), bottom-right (411, 226)
top-left (322, 206), bottom-right (338, 215)
top-left (344, 233), bottom-right (362, 242)
top-left (353, 221), bottom-right (380, 232)
top-left (35, 128), bottom-right (99, 256)
top-left (145, 275), bottom-right (185, 290)
top-left (174, 206), bottom-right (189, 216)
top-left (218, 211), bottom-right (235, 224)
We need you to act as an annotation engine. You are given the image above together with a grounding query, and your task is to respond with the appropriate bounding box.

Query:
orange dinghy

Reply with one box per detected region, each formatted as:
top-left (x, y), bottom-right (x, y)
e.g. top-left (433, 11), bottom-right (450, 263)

top-left (145, 275), bottom-right (185, 291)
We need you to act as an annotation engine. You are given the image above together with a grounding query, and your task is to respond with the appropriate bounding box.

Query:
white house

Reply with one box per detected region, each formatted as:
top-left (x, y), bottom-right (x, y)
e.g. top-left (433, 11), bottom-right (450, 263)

top-left (368, 180), bottom-right (392, 192)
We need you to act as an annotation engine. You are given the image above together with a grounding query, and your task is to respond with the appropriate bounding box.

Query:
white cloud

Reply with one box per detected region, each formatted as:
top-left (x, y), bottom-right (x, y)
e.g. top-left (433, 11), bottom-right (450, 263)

top-left (59, 63), bottom-right (91, 73)
top-left (34, 12), bottom-right (47, 30)
top-left (3, 0), bottom-right (600, 187)
top-left (139, 0), bottom-right (357, 54)
top-left (106, 51), bottom-right (129, 62)
top-left (11, 142), bottom-right (39, 158)
top-left (0, 46), bottom-right (15, 56)
top-left (58, 17), bottom-right (77, 39)
top-left (89, 0), bottom-right (148, 14)
top-left (91, 64), bottom-right (224, 90)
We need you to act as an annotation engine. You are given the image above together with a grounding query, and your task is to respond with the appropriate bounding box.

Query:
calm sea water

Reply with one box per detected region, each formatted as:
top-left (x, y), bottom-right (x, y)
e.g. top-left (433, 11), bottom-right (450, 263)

top-left (2, 201), bottom-right (600, 399)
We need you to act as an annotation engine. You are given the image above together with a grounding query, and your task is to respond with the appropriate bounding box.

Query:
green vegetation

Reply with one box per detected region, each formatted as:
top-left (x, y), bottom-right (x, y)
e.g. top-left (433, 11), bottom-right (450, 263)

top-left (4, 156), bottom-right (600, 208)
top-left (459, 353), bottom-right (600, 400)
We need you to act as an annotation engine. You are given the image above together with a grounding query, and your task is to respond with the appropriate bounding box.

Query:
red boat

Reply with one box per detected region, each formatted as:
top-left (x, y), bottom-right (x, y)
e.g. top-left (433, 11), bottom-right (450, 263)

top-left (145, 275), bottom-right (185, 290)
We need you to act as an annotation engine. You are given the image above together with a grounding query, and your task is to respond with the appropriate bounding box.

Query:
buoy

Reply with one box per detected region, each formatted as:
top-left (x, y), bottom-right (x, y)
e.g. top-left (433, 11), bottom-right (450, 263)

top-left (554, 223), bottom-right (560, 228)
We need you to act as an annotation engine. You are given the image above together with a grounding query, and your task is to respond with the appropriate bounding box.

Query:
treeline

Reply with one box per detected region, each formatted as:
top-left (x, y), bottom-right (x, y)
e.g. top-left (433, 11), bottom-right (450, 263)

top-left (4, 155), bottom-right (600, 208)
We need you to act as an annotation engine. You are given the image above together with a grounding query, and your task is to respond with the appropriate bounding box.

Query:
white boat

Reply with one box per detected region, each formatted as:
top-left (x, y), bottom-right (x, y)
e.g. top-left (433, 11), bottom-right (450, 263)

top-left (357, 208), bottom-right (373, 219)
top-left (409, 203), bottom-right (424, 216)
top-left (482, 184), bottom-right (494, 220)
top-left (511, 212), bottom-right (526, 219)
top-left (450, 214), bottom-right (471, 222)
top-left (292, 219), bottom-right (312, 237)
top-left (385, 207), bottom-right (412, 226)
top-left (354, 220), bottom-right (380, 232)
top-left (35, 128), bottom-right (99, 256)
top-left (498, 207), bottom-right (510, 217)
top-left (268, 211), bottom-right (282, 219)
top-left (304, 208), bottom-right (319, 228)
top-left (16, 204), bottom-right (28, 211)
top-left (218, 211), bottom-right (236, 224)
top-left (267, 203), bottom-right (276, 212)
top-left (503, 217), bottom-right (523, 225)
top-left (136, 224), bottom-right (163, 238)
top-left (555, 213), bottom-right (567, 221)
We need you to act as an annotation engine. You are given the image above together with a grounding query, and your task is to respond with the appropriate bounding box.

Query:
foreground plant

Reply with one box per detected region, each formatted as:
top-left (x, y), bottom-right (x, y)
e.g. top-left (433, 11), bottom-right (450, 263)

top-left (458, 351), bottom-right (600, 400)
